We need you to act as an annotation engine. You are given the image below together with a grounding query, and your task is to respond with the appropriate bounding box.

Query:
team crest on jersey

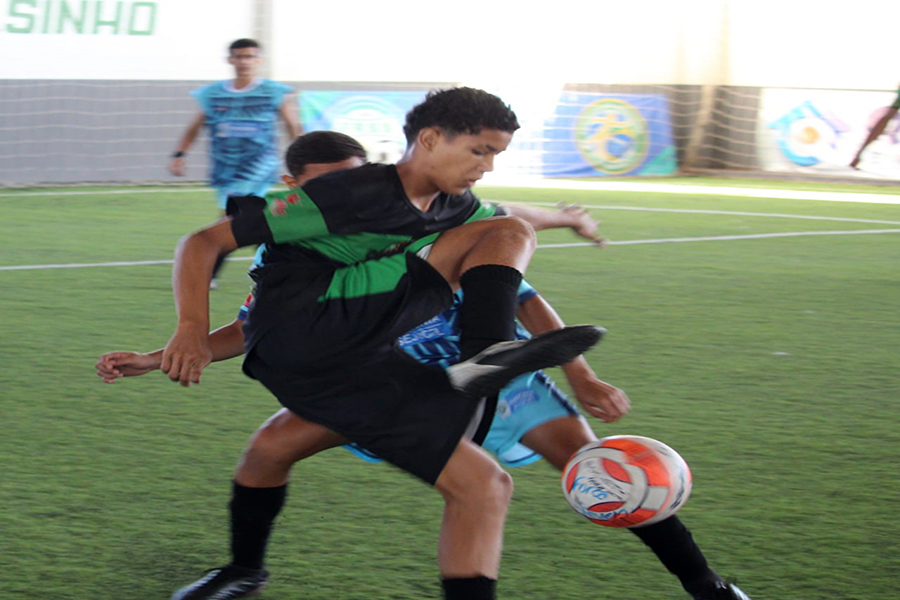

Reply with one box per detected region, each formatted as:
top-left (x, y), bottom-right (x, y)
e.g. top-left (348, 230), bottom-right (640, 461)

top-left (270, 198), bottom-right (288, 216)
top-left (285, 193), bottom-right (301, 205)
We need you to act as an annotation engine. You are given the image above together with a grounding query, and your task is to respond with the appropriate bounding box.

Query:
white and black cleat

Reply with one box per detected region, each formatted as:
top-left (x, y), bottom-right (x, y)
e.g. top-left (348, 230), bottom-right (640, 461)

top-left (447, 325), bottom-right (605, 398)
top-left (171, 565), bottom-right (268, 600)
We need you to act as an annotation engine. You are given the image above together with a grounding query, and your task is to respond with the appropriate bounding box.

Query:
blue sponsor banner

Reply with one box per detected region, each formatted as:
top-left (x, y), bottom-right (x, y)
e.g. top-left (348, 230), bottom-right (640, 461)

top-left (299, 91), bottom-right (428, 163)
top-left (543, 92), bottom-right (676, 177)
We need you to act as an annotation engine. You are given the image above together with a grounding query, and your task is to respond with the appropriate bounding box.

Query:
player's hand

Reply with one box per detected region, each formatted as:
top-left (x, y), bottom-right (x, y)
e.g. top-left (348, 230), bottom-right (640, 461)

top-left (169, 157), bottom-right (186, 176)
top-left (95, 351), bottom-right (162, 383)
top-left (570, 377), bottom-right (631, 423)
top-left (161, 324), bottom-right (212, 387)
top-left (557, 202), bottom-right (607, 246)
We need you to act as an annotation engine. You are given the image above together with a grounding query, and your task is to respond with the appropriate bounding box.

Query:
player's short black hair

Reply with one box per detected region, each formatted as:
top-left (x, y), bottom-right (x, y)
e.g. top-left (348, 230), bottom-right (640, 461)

top-left (285, 131), bottom-right (368, 177)
top-left (229, 38), bottom-right (261, 53)
top-left (403, 87), bottom-right (520, 144)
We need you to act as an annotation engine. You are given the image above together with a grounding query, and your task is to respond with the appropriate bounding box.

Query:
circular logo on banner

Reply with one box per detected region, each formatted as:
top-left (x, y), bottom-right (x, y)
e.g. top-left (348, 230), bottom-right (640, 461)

top-left (574, 98), bottom-right (648, 174)
top-left (328, 96), bottom-right (408, 164)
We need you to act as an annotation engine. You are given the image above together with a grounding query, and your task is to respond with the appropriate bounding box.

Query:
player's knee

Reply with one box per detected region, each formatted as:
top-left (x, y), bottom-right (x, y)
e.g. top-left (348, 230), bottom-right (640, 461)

top-left (246, 418), bottom-right (298, 465)
top-left (492, 215), bottom-right (536, 249)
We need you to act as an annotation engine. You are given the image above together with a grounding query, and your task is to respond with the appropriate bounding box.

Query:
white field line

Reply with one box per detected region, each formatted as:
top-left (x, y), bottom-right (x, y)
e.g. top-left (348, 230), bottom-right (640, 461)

top-left (496, 201), bottom-right (900, 226)
top-left (3, 228), bottom-right (899, 272)
top-left (479, 178), bottom-right (900, 205)
top-left (2, 180), bottom-right (899, 204)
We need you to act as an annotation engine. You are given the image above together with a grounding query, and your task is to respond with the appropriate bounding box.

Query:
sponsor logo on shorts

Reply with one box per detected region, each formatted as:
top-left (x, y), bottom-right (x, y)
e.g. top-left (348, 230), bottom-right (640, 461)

top-left (497, 388), bottom-right (539, 419)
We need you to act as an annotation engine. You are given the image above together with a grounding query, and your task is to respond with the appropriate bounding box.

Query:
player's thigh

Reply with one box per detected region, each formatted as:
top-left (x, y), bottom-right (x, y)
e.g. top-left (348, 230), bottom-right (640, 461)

top-left (250, 408), bottom-right (348, 462)
top-left (520, 415), bottom-right (597, 472)
top-left (425, 216), bottom-right (534, 286)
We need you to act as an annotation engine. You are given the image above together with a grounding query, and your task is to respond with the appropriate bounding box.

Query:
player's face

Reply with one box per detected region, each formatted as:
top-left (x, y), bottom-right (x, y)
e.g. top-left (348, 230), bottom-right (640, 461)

top-left (282, 156), bottom-right (366, 187)
top-left (228, 49), bottom-right (262, 77)
top-left (426, 128), bottom-right (513, 195)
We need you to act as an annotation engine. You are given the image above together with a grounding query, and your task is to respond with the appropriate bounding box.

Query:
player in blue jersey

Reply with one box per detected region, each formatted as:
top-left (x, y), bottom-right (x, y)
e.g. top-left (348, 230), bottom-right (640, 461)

top-left (98, 130), bottom-right (750, 600)
top-left (168, 38), bottom-right (302, 286)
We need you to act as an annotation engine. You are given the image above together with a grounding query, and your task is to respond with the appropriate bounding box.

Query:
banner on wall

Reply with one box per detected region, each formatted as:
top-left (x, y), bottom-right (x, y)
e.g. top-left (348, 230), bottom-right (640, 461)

top-left (300, 90), bottom-right (678, 179)
top-left (0, 0), bottom-right (253, 79)
top-left (299, 91), bottom-right (428, 164)
top-left (759, 88), bottom-right (900, 179)
top-left (540, 92), bottom-right (677, 177)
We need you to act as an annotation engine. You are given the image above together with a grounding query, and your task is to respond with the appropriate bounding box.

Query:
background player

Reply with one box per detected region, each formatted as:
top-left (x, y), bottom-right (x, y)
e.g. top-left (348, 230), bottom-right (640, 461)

top-left (850, 83), bottom-right (900, 169)
top-left (168, 38), bottom-right (302, 287)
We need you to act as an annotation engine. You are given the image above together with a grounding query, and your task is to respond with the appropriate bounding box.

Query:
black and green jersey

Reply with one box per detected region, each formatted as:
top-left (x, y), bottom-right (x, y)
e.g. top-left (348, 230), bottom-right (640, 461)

top-left (231, 163), bottom-right (500, 299)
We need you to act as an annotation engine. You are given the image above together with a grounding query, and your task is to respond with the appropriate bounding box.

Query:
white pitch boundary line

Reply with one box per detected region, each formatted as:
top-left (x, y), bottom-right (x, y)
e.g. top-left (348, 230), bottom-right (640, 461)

top-left (496, 201), bottom-right (900, 226)
top-left (2, 180), bottom-right (899, 204)
top-left (3, 228), bottom-right (899, 272)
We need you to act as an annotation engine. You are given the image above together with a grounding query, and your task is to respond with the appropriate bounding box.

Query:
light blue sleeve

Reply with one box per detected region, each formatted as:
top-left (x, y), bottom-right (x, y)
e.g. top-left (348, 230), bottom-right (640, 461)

top-left (189, 82), bottom-right (217, 115)
top-left (264, 80), bottom-right (294, 109)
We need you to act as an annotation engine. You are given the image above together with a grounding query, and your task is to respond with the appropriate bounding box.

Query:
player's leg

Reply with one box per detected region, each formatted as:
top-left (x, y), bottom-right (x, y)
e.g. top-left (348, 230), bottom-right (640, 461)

top-left (426, 216), bottom-right (534, 360)
top-left (433, 438), bottom-right (513, 600)
top-left (425, 218), bottom-right (603, 399)
top-left (171, 410), bottom-right (346, 600)
top-left (520, 415), bottom-right (747, 599)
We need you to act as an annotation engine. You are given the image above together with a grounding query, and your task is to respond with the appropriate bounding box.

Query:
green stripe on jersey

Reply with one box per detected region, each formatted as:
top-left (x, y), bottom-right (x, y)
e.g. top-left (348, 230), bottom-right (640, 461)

top-left (319, 200), bottom-right (501, 300)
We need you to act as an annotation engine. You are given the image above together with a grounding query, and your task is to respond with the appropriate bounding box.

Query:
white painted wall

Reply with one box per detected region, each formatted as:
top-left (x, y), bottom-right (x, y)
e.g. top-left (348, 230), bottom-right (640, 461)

top-left (1, 0), bottom-right (896, 89)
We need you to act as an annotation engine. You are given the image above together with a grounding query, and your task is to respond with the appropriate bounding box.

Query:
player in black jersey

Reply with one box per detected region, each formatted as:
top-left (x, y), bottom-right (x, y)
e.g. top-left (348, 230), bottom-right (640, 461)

top-left (161, 88), bottom-right (602, 600)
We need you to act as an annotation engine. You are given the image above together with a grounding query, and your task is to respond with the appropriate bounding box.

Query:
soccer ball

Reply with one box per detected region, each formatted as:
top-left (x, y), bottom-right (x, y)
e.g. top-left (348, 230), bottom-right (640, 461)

top-left (561, 435), bottom-right (692, 528)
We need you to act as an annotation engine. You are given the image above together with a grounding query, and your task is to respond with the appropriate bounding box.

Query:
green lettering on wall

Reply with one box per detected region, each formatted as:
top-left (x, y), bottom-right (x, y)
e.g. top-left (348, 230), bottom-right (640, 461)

top-left (7, 0), bottom-right (37, 33)
top-left (127, 1), bottom-right (155, 35)
top-left (92, 0), bottom-right (122, 34)
top-left (58, 1), bottom-right (88, 34)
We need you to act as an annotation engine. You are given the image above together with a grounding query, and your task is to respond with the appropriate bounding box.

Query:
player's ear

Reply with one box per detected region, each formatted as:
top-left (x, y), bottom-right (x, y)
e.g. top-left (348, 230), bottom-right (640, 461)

top-left (418, 127), bottom-right (441, 152)
top-left (282, 174), bottom-right (299, 187)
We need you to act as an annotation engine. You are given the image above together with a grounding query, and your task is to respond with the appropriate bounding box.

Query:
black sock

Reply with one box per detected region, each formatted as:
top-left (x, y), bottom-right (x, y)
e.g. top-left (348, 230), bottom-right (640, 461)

top-left (442, 576), bottom-right (497, 600)
top-left (212, 253), bottom-right (227, 279)
top-left (629, 516), bottom-right (717, 592)
top-left (229, 482), bottom-right (287, 571)
top-left (458, 264), bottom-right (523, 361)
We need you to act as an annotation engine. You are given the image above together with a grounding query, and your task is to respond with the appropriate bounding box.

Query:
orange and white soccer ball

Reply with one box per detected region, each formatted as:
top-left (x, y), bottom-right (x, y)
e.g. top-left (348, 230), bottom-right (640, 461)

top-left (561, 435), bottom-right (692, 528)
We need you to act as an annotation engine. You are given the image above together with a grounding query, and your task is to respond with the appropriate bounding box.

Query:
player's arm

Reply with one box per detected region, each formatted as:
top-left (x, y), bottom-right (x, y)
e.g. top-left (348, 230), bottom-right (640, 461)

top-left (162, 219), bottom-right (243, 386)
top-left (515, 294), bottom-right (630, 422)
top-left (169, 110), bottom-right (205, 176)
top-left (279, 96), bottom-right (303, 139)
top-left (501, 203), bottom-right (606, 245)
top-left (97, 320), bottom-right (247, 383)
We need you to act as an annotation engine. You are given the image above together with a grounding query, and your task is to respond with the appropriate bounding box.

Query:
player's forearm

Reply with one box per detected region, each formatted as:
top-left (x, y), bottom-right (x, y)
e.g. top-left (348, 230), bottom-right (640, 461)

top-left (171, 236), bottom-right (217, 331)
top-left (173, 112), bottom-right (205, 154)
top-left (208, 321), bottom-right (247, 361)
top-left (503, 205), bottom-right (576, 231)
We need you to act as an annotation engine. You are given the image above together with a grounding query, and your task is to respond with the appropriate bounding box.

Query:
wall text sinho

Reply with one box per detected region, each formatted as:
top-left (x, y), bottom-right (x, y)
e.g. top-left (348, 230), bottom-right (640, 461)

top-left (3, 0), bottom-right (157, 35)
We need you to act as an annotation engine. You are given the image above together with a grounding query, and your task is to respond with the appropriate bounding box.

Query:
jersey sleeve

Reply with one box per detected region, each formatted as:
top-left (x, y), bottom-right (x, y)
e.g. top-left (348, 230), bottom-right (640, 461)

top-left (231, 188), bottom-right (330, 247)
top-left (189, 83), bottom-right (215, 115)
top-left (268, 81), bottom-right (294, 108)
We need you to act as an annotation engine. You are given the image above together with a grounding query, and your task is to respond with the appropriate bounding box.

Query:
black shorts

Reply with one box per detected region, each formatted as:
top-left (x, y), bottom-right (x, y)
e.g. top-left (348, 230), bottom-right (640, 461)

top-left (243, 253), bottom-right (478, 484)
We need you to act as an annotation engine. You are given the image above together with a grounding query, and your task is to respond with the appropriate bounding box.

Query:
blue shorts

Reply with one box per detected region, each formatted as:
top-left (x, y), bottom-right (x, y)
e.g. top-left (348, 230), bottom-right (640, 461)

top-left (345, 369), bottom-right (579, 468)
top-left (214, 181), bottom-right (273, 210)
